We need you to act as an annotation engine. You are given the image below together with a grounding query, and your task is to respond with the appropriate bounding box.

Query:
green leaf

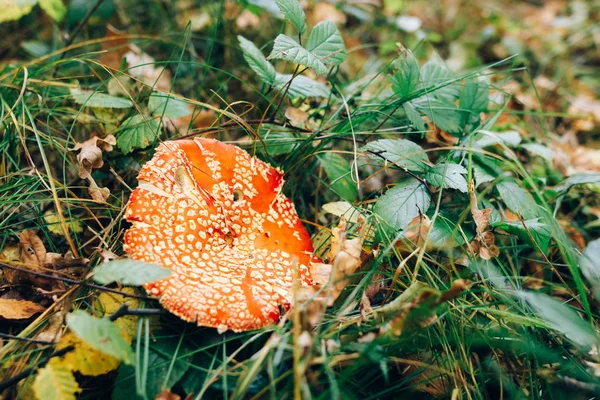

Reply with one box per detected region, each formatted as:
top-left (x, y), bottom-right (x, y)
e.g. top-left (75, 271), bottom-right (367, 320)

top-left (580, 238), bottom-right (600, 295)
top-left (496, 179), bottom-right (540, 220)
top-left (473, 130), bottom-right (522, 148)
top-left (66, 310), bottom-right (134, 364)
top-left (414, 98), bottom-right (462, 134)
top-left (318, 153), bottom-right (358, 202)
top-left (361, 139), bottom-right (429, 172)
top-left (238, 35), bottom-right (276, 86)
top-left (552, 173), bottom-right (600, 195)
top-left (70, 88), bottom-right (133, 109)
top-left (93, 259), bottom-right (171, 286)
top-left (459, 79), bottom-right (488, 129)
top-left (518, 291), bottom-right (599, 348)
top-left (117, 114), bottom-right (160, 155)
top-left (112, 337), bottom-right (192, 400)
top-left (33, 363), bottom-right (80, 400)
top-left (374, 178), bottom-right (431, 231)
top-left (0, 0), bottom-right (36, 23)
top-left (494, 220), bottom-right (551, 254)
top-left (274, 0), bottom-right (306, 33)
top-left (260, 127), bottom-right (299, 155)
top-left (148, 92), bottom-right (192, 119)
top-left (305, 20), bottom-right (347, 67)
top-left (268, 34), bottom-right (328, 75)
top-left (429, 215), bottom-right (465, 248)
top-left (426, 162), bottom-right (468, 192)
top-left (274, 73), bottom-right (330, 98)
top-left (39, 0), bottom-right (66, 21)
top-left (521, 143), bottom-right (553, 164)
top-left (403, 101), bottom-right (427, 132)
top-left (389, 51), bottom-right (421, 101)
top-left (419, 58), bottom-right (460, 101)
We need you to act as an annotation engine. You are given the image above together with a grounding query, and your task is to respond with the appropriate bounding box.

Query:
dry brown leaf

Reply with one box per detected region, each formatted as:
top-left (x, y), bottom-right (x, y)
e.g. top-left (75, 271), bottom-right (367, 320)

top-left (35, 313), bottom-right (65, 344)
top-left (19, 230), bottom-right (46, 268)
top-left (72, 135), bottom-right (116, 179)
top-left (0, 298), bottom-right (46, 320)
top-left (311, 3), bottom-right (347, 25)
top-left (396, 214), bottom-right (432, 252)
top-left (285, 106), bottom-right (308, 129)
top-left (468, 180), bottom-right (499, 260)
top-left (99, 25), bottom-right (130, 71)
top-left (155, 390), bottom-right (181, 400)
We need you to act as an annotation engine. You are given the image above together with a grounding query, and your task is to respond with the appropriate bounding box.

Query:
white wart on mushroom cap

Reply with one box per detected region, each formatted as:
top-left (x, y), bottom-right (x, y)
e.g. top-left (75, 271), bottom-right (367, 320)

top-left (123, 138), bottom-right (315, 332)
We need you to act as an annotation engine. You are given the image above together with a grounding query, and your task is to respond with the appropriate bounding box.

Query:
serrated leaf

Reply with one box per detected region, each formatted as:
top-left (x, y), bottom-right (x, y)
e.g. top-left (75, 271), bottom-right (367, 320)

top-left (93, 259), bottom-right (171, 286)
top-left (117, 114), bottom-right (160, 155)
top-left (419, 58), bottom-right (460, 101)
top-left (148, 92), bottom-right (192, 119)
top-left (496, 179), bottom-right (540, 220)
top-left (112, 337), bottom-right (192, 400)
top-left (403, 101), bottom-right (427, 132)
top-left (54, 332), bottom-right (124, 376)
top-left (274, 73), bottom-right (330, 98)
top-left (552, 173), bottom-right (600, 195)
top-left (521, 143), bottom-right (553, 163)
top-left (459, 79), bottom-right (488, 130)
top-left (318, 153), bottom-right (358, 202)
top-left (39, 0), bottom-right (66, 21)
top-left (426, 162), bottom-right (468, 192)
top-left (494, 219), bottom-right (551, 254)
top-left (268, 34), bottom-right (327, 75)
top-left (413, 97), bottom-right (462, 134)
top-left (322, 201), bottom-right (362, 223)
top-left (518, 291), bottom-right (599, 348)
top-left (33, 363), bottom-right (80, 400)
top-left (274, 0), bottom-right (306, 33)
top-left (428, 216), bottom-right (465, 248)
top-left (66, 310), bottom-right (134, 364)
top-left (389, 51), bottom-right (420, 101)
top-left (361, 139), bottom-right (429, 172)
top-left (374, 178), bottom-right (431, 231)
top-left (71, 88), bottom-right (133, 109)
top-left (238, 35), bottom-right (276, 86)
top-left (305, 20), bottom-right (346, 67)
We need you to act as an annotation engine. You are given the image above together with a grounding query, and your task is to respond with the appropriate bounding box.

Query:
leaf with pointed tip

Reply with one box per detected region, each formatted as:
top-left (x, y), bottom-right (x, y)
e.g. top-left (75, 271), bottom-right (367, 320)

top-left (93, 259), bottom-right (171, 286)
top-left (552, 173), bottom-right (600, 195)
top-left (318, 153), bottom-right (358, 202)
top-left (494, 219), bottom-right (551, 254)
top-left (274, 0), bottom-right (306, 33)
top-left (374, 178), bottom-right (431, 231)
top-left (518, 291), bottom-right (599, 348)
top-left (389, 51), bottom-right (421, 101)
top-left (361, 139), bottom-right (429, 172)
top-left (66, 311), bottom-right (134, 364)
top-left (305, 20), bottom-right (346, 67)
top-left (496, 179), bottom-right (540, 220)
top-left (71, 88), bottom-right (133, 109)
top-left (268, 34), bottom-right (327, 74)
top-left (403, 101), bottom-right (427, 132)
top-left (426, 163), bottom-right (468, 192)
top-left (238, 35), bottom-right (276, 86)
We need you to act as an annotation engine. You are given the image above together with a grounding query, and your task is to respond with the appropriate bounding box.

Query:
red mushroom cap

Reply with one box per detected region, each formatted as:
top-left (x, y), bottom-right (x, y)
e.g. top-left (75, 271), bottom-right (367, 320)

top-left (123, 138), bottom-right (315, 332)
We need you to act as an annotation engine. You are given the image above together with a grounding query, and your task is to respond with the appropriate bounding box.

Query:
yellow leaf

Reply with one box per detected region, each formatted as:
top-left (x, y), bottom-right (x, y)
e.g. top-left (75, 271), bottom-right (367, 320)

top-left (39, 0), bottom-right (65, 22)
top-left (0, 0), bottom-right (35, 24)
top-left (44, 211), bottom-right (83, 236)
top-left (53, 332), bottom-right (126, 376)
top-left (33, 362), bottom-right (80, 400)
top-left (96, 289), bottom-right (141, 338)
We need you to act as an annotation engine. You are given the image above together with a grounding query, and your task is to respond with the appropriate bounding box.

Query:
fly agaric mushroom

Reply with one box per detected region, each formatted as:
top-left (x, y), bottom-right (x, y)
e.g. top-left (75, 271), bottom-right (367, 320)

top-left (123, 138), bottom-right (315, 332)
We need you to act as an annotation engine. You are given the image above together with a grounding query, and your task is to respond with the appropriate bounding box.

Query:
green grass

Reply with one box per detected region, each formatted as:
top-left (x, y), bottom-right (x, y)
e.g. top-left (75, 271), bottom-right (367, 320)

top-left (1, 0), bottom-right (599, 399)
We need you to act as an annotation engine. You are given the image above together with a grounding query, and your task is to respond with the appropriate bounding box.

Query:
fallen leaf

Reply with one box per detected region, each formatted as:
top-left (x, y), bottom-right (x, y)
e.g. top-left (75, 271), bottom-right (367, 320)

top-left (72, 135), bottom-right (116, 179)
top-left (19, 230), bottom-right (46, 268)
top-left (236, 9), bottom-right (260, 30)
top-left (44, 211), bottom-right (83, 237)
top-left (311, 2), bottom-right (347, 25)
top-left (35, 313), bottom-right (65, 344)
top-left (0, 298), bottom-right (46, 320)
top-left (53, 332), bottom-right (125, 376)
top-left (468, 180), bottom-right (499, 260)
top-left (285, 106), bottom-right (308, 129)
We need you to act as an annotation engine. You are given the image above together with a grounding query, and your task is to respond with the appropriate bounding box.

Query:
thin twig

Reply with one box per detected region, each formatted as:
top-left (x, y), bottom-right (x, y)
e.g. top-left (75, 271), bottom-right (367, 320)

top-left (0, 333), bottom-right (55, 345)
